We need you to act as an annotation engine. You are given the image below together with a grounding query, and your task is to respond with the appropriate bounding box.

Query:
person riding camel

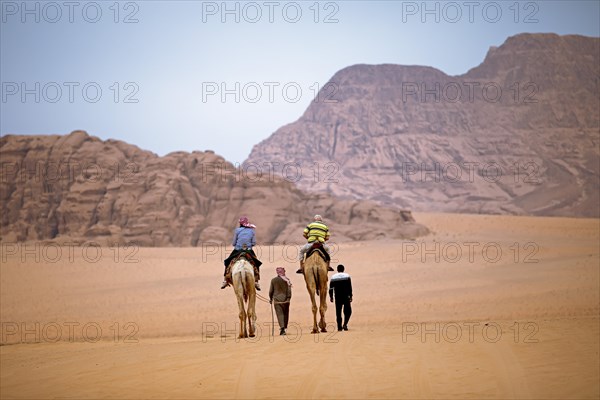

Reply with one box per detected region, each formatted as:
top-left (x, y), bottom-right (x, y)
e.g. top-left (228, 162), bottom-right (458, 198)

top-left (296, 214), bottom-right (334, 274)
top-left (221, 216), bottom-right (263, 290)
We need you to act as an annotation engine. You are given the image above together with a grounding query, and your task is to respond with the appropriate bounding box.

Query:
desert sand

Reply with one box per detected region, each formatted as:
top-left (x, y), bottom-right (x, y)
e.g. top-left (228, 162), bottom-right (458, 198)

top-left (1, 213), bottom-right (599, 399)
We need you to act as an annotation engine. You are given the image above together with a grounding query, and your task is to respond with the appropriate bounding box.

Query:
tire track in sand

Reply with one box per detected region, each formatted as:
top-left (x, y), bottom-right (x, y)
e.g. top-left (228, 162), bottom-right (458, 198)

top-left (476, 337), bottom-right (532, 399)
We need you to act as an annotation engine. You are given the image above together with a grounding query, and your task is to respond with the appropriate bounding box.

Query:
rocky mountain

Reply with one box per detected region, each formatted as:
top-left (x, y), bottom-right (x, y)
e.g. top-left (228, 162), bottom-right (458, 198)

top-left (246, 33), bottom-right (600, 217)
top-left (0, 131), bottom-right (427, 246)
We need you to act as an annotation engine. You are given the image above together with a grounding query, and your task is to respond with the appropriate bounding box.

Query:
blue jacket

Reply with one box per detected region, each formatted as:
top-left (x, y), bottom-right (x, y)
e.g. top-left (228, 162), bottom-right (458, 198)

top-left (232, 227), bottom-right (256, 250)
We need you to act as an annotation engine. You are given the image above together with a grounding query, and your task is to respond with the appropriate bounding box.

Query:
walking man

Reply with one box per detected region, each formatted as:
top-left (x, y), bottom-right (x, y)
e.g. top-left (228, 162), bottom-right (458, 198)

top-left (329, 264), bottom-right (353, 331)
top-left (269, 267), bottom-right (292, 335)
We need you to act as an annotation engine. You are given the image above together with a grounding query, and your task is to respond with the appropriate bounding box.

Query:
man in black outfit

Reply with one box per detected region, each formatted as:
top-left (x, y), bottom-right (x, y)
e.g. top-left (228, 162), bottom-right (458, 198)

top-left (329, 264), bottom-right (353, 331)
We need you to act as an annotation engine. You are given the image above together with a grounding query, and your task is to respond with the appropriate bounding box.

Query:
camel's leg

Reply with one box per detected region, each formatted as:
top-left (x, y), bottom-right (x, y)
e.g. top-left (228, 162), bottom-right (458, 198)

top-left (247, 311), bottom-right (255, 338)
top-left (305, 275), bottom-right (319, 333)
top-left (311, 302), bottom-right (319, 334)
top-left (247, 276), bottom-right (257, 338)
top-left (318, 282), bottom-right (328, 332)
top-left (238, 309), bottom-right (247, 338)
top-left (310, 291), bottom-right (319, 334)
top-left (304, 262), bottom-right (320, 334)
top-left (236, 288), bottom-right (247, 338)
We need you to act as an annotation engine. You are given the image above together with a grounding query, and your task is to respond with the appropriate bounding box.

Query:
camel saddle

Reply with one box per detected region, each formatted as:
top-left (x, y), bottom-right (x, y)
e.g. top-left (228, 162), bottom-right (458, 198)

top-left (306, 242), bottom-right (330, 263)
top-left (224, 251), bottom-right (260, 285)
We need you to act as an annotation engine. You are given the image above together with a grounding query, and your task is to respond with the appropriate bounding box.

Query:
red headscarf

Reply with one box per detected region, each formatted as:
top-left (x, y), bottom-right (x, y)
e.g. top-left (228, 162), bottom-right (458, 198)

top-left (276, 267), bottom-right (292, 287)
top-left (239, 216), bottom-right (256, 229)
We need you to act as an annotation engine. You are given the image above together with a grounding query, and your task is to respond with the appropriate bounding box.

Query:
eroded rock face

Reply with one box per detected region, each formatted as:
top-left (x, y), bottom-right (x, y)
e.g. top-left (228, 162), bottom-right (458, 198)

top-left (0, 131), bottom-right (428, 246)
top-left (246, 33), bottom-right (600, 217)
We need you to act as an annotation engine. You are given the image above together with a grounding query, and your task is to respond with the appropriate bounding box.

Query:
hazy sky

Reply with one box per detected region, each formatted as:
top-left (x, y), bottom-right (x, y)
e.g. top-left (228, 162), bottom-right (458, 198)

top-left (1, 0), bottom-right (599, 164)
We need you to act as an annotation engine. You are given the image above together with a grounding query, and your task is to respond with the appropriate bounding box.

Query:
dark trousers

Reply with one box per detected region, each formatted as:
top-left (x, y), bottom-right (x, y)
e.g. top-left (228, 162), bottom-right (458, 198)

top-left (335, 299), bottom-right (352, 329)
top-left (274, 303), bottom-right (290, 329)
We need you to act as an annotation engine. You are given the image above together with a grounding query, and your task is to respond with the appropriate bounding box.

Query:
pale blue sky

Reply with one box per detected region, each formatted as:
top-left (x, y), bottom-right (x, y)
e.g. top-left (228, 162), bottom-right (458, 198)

top-left (1, 0), bottom-right (599, 163)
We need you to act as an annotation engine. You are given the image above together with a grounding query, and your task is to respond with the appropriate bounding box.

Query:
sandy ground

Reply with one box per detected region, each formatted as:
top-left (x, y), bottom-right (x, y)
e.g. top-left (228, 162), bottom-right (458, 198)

top-left (1, 213), bottom-right (598, 399)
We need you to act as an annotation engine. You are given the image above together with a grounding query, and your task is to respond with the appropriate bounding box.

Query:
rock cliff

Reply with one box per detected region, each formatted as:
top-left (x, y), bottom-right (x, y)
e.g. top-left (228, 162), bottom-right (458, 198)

top-left (0, 131), bottom-right (427, 246)
top-left (246, 33), bottom-right (600, 216)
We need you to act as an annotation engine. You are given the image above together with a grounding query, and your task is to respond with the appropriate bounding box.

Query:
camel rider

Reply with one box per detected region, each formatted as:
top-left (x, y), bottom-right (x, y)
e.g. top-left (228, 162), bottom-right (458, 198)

top-left (221, 216), bottom-right (263, 290)
top-left (296, 214), bottom-right (334, 274)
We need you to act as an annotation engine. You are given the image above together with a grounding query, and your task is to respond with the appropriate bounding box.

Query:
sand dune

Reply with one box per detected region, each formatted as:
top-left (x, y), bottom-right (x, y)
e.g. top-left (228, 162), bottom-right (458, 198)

top-left (1, 213), bottom-right (599, 399)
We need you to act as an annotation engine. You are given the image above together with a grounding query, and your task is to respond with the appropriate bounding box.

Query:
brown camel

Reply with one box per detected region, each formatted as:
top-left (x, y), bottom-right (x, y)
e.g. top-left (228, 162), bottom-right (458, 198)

top-left (303, 251), bottom-right (329, 333)
top-left (231, 257), bottom-right (257, 338)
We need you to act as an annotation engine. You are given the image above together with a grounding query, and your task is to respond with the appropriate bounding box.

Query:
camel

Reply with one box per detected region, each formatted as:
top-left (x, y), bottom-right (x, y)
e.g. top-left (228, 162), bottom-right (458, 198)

top-left (303, 251), bottom-right (330, 333)
top-left (231, 257), bottom-right (257, 338)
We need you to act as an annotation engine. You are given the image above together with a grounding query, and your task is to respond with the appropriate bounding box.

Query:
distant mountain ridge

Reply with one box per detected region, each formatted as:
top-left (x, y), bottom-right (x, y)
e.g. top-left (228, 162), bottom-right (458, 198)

top-left (0, 131), bottom-right (427, 246)
top-left (246, 33), bottom-right (600, 217)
